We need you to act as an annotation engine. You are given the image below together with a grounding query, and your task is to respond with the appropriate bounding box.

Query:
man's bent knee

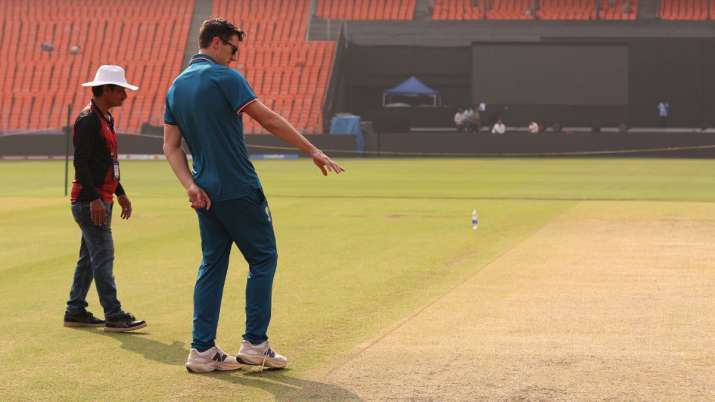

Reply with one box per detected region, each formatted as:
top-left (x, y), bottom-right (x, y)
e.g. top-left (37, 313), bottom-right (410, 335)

top-left (249, 250), bottom-right (277, 272)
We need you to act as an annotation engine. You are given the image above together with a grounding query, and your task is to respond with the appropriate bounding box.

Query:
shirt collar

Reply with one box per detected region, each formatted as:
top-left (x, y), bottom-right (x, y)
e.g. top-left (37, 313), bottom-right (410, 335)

top-left (90, 99), bottom-right (113, 124)
top-left (190, 53), bottom-right (218, 65)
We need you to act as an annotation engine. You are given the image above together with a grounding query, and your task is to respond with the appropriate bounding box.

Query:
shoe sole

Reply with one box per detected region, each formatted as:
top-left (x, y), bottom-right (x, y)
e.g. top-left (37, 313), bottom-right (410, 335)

top-left (104, 322), bottom-right (147, 332)
top-left (186, 365), bottom-right (212, 374)
top-left (64, 322), bottom-right (105, 328)
top-left (237, 355), bottom-right (287, 369)
top-left (186, 363), bottom-right (242, 374)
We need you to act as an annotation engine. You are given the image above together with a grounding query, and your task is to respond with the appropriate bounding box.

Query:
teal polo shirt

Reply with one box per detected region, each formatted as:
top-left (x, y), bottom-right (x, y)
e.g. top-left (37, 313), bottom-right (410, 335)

top-left (164, 54), bottom-right (260, 201)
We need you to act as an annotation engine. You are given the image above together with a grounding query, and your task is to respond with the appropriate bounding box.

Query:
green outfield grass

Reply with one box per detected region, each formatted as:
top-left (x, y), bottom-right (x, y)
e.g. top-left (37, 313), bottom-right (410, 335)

top-left (0, 158), bottom-right (713, 401)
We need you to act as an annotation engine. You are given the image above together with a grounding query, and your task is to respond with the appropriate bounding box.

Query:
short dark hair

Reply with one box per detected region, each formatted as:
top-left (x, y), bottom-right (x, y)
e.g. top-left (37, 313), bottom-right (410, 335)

top-left (198, 17), bottom-right (245, 49)
top-left (91, 84), bottom-right (118, 98)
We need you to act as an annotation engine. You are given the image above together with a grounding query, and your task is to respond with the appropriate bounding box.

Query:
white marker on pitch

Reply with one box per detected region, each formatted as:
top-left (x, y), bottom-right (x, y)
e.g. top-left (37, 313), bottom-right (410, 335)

top-left (471, 209), bottom-right (479, 231)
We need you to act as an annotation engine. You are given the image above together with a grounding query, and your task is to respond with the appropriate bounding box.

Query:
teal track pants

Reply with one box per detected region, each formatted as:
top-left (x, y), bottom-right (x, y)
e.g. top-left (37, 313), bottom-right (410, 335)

top-left (192, 188), bottom-right (277, 351)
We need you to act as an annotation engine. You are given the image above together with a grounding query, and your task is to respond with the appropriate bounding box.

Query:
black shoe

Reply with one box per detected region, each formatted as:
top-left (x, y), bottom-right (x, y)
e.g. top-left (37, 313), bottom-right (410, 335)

top-left (105, 312), bottom-right (147, 332)
top-left (64, 310), bottom-right (105, 327)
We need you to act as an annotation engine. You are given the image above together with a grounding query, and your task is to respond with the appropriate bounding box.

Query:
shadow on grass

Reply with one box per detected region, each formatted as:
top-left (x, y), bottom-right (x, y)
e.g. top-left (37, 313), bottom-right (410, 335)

top-left (93, 330), bottom-right (362, 401)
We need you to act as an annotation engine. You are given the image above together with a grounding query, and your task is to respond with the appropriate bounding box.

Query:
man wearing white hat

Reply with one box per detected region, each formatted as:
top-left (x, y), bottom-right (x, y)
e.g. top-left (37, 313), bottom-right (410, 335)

top-left (64, 65), bottom-right (146, 332)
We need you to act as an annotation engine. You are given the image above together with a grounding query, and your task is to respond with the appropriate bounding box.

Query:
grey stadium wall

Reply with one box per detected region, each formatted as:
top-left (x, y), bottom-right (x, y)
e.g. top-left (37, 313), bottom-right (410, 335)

top-left (327, 19), bottom-right (715, 131)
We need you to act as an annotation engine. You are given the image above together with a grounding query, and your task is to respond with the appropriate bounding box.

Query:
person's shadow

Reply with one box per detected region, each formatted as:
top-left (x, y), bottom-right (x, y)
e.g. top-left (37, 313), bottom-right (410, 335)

top-left (92, 330), bottom-right (362, 401)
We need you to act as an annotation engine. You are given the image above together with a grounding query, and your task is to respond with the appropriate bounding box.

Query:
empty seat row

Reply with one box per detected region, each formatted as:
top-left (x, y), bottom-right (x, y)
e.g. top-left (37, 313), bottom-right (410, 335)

top-left (432, 0), bottom-right (636, 20)
top-left (316, 0), bottom-right (416, 20)
top-left (659, 0), bottom-right (713, 20)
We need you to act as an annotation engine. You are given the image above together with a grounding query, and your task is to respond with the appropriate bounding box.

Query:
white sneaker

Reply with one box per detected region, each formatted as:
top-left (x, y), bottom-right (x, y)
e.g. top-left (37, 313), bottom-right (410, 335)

top-left (237, 340), bottom-right (288, 369)
top-left (185, 345), bottom-right (242, 373)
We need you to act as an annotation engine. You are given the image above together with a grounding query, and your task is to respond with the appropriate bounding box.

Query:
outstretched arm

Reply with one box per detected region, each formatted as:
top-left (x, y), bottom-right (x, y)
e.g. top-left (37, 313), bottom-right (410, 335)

top-left (243, 100), bottom-right (345, 176)
top-left (162, 124), bottom-right (211, 210)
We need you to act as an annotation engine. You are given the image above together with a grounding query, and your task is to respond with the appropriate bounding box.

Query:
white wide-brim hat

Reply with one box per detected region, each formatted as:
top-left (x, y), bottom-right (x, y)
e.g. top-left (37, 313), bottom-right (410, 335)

top-left (81, 65), bottom-right (139, 91)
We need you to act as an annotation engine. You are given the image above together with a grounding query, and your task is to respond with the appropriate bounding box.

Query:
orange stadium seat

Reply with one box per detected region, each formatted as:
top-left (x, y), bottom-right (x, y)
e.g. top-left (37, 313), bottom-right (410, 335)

top-left (0, 0), bottom-right (193, 133)
top-left (487, 0), bottom-right (534, 19)
top-left (659, 0), bottom-right (709, 20)
top-left (433, 0), bottom-right (534, 20)
top-left (600, 0), bottom-right (638, 20)
top-left (538, 0), bottom-right (596, 20)
top-left (316, 0), bottom-right (417, 20)
top-left (433, 0), bottom-right (486, 20)
top-left (432, 0), bottom-right (637, 20)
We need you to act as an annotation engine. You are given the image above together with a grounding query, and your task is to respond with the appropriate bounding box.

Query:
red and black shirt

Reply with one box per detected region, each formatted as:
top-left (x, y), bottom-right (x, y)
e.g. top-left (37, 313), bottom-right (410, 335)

top-left (70, 100), bottom-right (125, 203)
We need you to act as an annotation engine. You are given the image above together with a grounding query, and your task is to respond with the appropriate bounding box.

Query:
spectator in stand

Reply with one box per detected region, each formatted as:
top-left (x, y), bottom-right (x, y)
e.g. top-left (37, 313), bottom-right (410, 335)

top-left (69, 45), bottom-right (81, 56)
top-left (454, 108), bottom-right (465, 132)
top-left (463, 107), bottom-right (473, 122)
top-left (464, 107), bottom-right (481, 133)
top-left (528, 121), bottom-right (540, 134)
top-left (658, 101), bottom-right (670, 128)
top-left (475, 107), bottom-right (483, 133)
top-left (41, 42), bottom-right (54, 52)
top-left (492, 120), bottom-right (506, 134)
top-left (478, 102), bottom-right (486, 113)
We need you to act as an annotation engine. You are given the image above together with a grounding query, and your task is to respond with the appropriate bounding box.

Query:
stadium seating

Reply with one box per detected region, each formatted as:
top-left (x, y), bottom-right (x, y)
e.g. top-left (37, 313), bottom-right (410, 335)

top-left (431, 0), bottom-right (637, 20)
top-left (433, 0), bottom-right (485, 19)
top-left (214, 0), bottom-right (335, 134)
top-left (1, 0), bottom-right (687, 136)
top-left (316, 0), bottom-right (417, 20)
top-left (659, 0), bottom-right (710, 20)
top-left (538, 0), bottom-right (596, 20)
top-left (432, 0), bottom-right (533, 20)
top-left (0, 0), bottom-right (333, 134)
top-left (0, 0), bottom-right (193, 133)
top-left (599, 0), bottom-right (638, 20)
top-left (488, 0), bottom-right (535, 19)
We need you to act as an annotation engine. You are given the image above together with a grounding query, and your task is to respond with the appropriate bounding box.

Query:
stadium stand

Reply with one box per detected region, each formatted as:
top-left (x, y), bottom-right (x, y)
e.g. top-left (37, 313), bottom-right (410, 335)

top-left (0, 0), bottom-right (705, 136)
top-left (600, 0), bottom-right (638, 20)
top-left (0, 0), bottom-right (193, 133)
top-left (316, 0), bottom-right (417, 20)
top-left (432, 0), bottom-right (486, 20)
top-left (659, 0), bottom-right (710, 20)
top-left (538, 0), bottom-right (596, 20)
top-left (432, 0), bottom-right (534, 20)
top-left (488, 0), bottom-right (535, 19)
top-left (214, 0), bottom-right (335, 134)
top-left (431, 0), bottom-right (637, 20)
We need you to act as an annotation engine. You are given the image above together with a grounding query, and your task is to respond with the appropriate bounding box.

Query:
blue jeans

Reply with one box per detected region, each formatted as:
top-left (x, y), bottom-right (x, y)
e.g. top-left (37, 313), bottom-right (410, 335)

top-left (66, 201), bottom-right (123, 319)
top-left (192, 188), bottom-right (278, 351)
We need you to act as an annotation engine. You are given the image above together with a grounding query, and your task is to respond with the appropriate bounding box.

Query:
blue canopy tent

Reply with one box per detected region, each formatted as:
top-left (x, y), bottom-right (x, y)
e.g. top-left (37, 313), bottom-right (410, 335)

top-left (383, 76), bottom-right (441, 107)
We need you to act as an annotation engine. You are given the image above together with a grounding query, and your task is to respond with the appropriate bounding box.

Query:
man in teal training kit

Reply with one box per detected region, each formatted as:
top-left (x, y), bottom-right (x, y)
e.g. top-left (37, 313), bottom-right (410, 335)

top-left (163, 18), bottom-right (344, 373)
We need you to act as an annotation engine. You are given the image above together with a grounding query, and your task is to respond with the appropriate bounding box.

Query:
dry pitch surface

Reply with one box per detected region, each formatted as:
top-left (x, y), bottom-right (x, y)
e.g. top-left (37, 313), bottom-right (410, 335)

top-left (301, 202), bottom-right (714, 401)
